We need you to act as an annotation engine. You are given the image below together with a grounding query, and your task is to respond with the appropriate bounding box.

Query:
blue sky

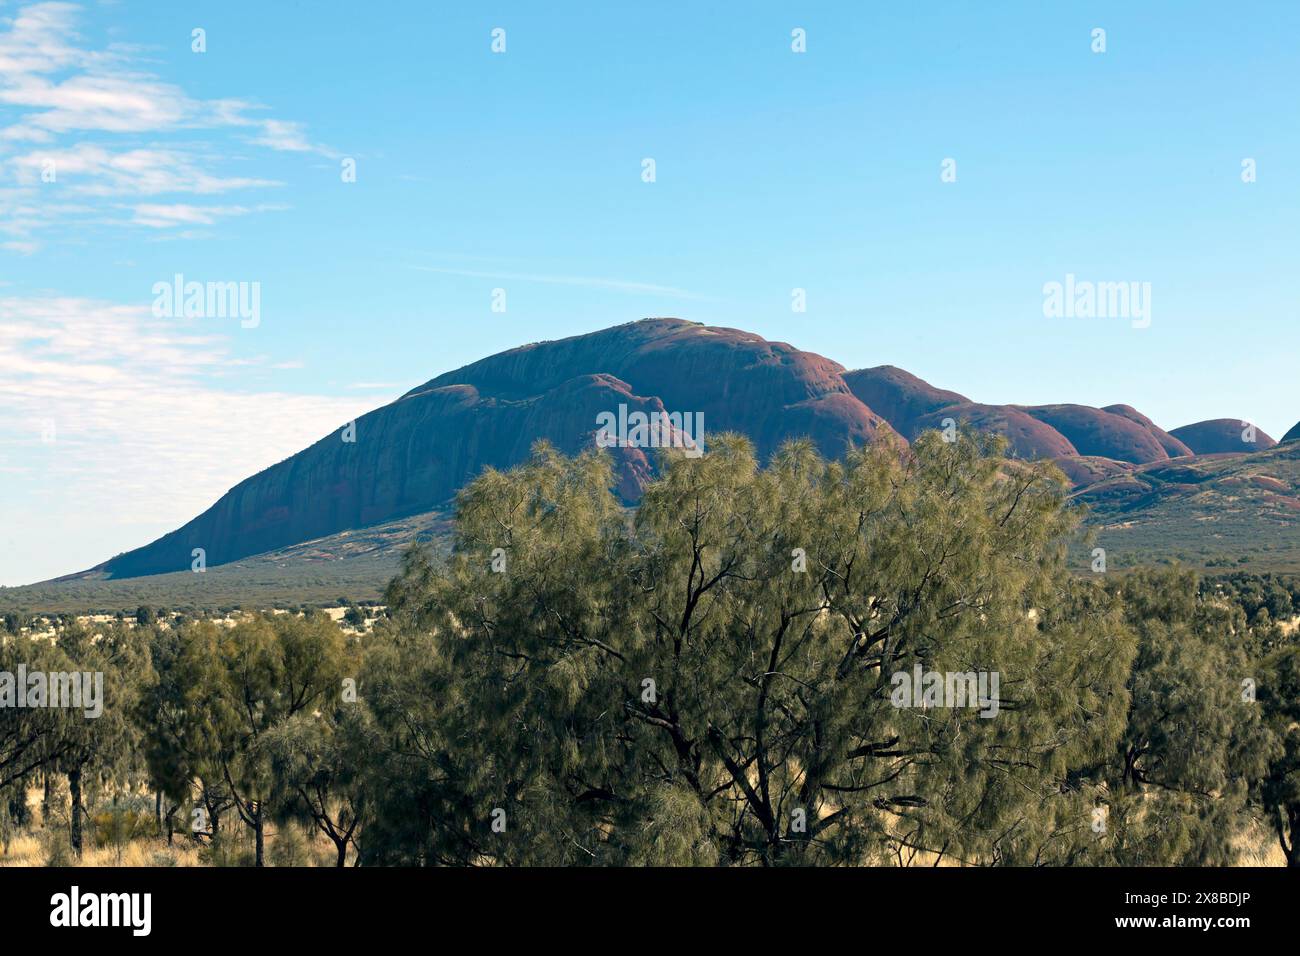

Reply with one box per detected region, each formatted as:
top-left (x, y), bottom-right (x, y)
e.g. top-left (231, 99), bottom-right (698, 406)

top-left (1, 0), bottom-right (1297, 585)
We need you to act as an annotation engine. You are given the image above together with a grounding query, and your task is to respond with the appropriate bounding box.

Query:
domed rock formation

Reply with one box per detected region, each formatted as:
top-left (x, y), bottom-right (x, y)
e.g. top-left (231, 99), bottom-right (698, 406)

top-left (98, 319), bottom-right (898, 579)
top-left (1168, 419), bottom-right (1278, 455)
top-left (1019, 404), bottom-right (1171, 464)
top-left (840, 366), bottom-right (969, 439)
top-left (86, 317), bottom-right (1278, 580)
top-left (1101, 404), bottom-right (1194, 458)
top-left (910, 403), bottom-right (1078, 459)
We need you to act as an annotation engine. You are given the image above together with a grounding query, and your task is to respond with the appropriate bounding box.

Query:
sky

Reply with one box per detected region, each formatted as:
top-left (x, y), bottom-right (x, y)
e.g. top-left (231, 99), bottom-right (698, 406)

top-left (1, 0), bottom-right (1297, 586)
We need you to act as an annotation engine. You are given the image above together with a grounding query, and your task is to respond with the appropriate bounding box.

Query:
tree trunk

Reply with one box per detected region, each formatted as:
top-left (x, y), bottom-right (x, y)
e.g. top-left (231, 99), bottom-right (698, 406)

top-left (41, 772), bottom-right (51, 828)
top-left (154, 791), bottom-right (162, 830)
top-left (1286, 807), bottom-right (1300, 867)
top-left (11, 792), bottom-right (30, 829)
top-left (334, 835), bottom-right (347, 867)
top-left (254, 803), bottom-right (264, 867)
top-left (68, 767), bottom-right (84, 858)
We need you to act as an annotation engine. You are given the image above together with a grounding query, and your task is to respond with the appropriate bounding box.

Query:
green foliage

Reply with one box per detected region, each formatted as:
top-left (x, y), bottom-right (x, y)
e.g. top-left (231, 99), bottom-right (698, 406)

top-left (1257, 647), bottom-right (1300, 865)
top-left (2, 436), bottom-right (1295, 867)
top-left (363, 434), bottom-right (1141, 864)
top-left (1084, 569), bottom-right (1276, 864)
top-left (93, 807), bottom-right (153, 850)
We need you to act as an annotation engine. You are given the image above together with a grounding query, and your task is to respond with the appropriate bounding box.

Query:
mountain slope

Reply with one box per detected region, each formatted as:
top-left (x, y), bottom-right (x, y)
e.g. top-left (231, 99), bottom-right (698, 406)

top-left (840, 366), bottom-right (969, 438)
top-left (75, 317), bottom-right (1288, 583)
top-left (95, 319), bottom-right (896, 579)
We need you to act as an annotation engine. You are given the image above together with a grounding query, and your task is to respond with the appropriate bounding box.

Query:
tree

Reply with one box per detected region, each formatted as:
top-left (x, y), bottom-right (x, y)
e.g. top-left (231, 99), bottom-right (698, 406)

top-left (0, 634), bottom-right (73, 793)
top-left (136, 620), bottom-right (234, 846)
top-left (263, 701), bottom-right (369, 866)
top-left (209, 613), bottom-right (346, 866)
top-left (1258, 647), bottom-right (1300, 866)
top-left (49, 619), bottom-right (151, 856)
top-left (1088, 569), bottom-right (1276, 865)
top-left (364, 432), bottom-right (1137, 865)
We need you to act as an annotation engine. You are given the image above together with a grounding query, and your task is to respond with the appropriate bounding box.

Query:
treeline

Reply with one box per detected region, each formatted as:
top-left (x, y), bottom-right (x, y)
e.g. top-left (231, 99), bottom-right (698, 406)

top-left (3, 432), bottom-right (1299, 866)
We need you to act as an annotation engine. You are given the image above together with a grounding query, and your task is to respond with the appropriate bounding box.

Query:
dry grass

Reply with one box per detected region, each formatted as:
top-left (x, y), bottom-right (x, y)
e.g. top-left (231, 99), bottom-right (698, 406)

top-left (1, 792), bottom-right (1286, 867)
top-left (2, 802), bottom-right (344, 868)
top-left (1232, 817), bottom-right (1287, 867)
top-left (1, 830), bottom-right (205, 868)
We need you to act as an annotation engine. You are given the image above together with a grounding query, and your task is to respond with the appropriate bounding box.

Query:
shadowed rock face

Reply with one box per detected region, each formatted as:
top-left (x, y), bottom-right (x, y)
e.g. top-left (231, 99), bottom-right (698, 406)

top-left (1280, 422), bottom-right (1300, 444)
top-left (1101, 404), bottom-right (1194, 458)
top-left (410, 318), bottom-right (896, 461)
top-left (840, 366), bottom-right (969, 439)
top-left (910, 403), bottom-right (1078, 459)
top-left (1018, 404), bottom-right (1171, 464)
top-left (98, 319), bottom-right (897, 579)
top-left (1169, 419), bottom-right (1278, 455)
top-left (839, 367), bottom-right (1081, 458)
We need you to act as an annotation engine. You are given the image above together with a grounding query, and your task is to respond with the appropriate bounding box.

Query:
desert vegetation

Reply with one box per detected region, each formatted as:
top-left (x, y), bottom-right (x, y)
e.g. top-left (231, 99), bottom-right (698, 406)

top-left (2, 433), bottom-right (1299, 866)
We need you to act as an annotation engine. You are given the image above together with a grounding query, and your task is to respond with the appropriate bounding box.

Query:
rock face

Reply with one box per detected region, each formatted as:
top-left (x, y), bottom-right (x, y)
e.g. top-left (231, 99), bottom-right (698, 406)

top-left (99, 319), bottom-right (897, 579)
top-left (840, 366), bottom-right (969, 439)
top-left (409, 318), bottom-right (896, 461)
top-left (1168, 419), bottom-right (1278, 455)
top-left (910, 403), bottom-right (1078, 459)
top-left (1101, 404), bottom-right (1194, 458)
top-left (90, 316), bottom-right (1282, 580)
top-left (1281, 422), bottom-right (1300, 444)
top-left (838, 368), bottom-right (1078, 459)
top-left (1018, 404), bottom-right (1171, 464)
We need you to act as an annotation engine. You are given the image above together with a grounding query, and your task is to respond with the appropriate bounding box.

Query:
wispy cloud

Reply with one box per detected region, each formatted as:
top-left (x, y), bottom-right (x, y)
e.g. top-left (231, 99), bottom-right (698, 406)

top-left (0, 294), bottom-right (379, 584)
top-left (0, 2), bottom-right (330, 246)
top-left (405, 264), bottom-right (709, 300)
top-left (129, 202), bottom-right (264, 228)
top-left (246, 117), bottom-right (332, 155)
top-left (8, 143), bottom-right (280, 195)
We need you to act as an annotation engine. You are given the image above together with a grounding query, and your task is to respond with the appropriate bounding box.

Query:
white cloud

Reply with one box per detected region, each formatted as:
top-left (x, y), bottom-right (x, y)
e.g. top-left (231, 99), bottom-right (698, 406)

top-left (9, 143), bottom-right (280, 194)
top-left (249, 118), bottom-right (315, 153)
top-left (129, 202), bottom-right (253, 228)
top-left (0, 294), bottom-right (380, 584)
top-left (0, 71), bottom-right (191, 136)
top-left (0, 3), bottom-right (330, 243)
top-left (0, 2), bottom-right (85, 76)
